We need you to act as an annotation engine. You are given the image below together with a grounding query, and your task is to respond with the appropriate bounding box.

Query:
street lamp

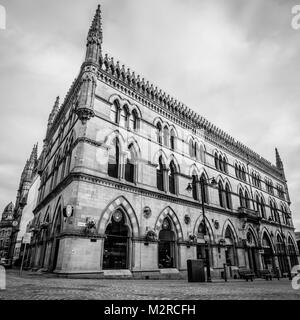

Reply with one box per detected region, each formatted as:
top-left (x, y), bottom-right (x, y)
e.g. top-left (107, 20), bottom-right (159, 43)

top-left (186, 176), bottom-right (218, 283)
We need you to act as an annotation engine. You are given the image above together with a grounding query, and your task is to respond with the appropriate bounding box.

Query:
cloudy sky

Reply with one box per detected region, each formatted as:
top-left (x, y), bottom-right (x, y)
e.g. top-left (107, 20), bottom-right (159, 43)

top-left (0, 0), bottom-right (299, 230)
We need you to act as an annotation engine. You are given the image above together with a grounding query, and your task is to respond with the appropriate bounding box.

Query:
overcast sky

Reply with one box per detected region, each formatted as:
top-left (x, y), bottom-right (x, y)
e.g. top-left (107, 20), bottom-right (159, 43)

top-left (0, 0), bottom-right (299, 231)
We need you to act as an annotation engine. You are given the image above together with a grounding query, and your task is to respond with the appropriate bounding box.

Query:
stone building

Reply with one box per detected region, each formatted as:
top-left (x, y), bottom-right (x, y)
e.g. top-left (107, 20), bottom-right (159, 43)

top-left (0, 202), bottom-right (14, 261)
top-left (4, 144), bottom-right (40, 265)
top-left (28, 5), bottom-right (299, 278)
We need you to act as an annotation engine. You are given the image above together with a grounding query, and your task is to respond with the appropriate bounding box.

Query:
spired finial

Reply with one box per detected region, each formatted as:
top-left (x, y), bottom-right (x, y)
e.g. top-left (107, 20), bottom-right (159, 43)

top-left (88, 4), bottom-right (102, 41)
top-left (275, 147), bottom-right (283, 170)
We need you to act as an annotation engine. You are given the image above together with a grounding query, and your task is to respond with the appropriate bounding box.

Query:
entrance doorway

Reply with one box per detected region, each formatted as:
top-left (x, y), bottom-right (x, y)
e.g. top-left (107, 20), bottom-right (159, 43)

top-left (158, 218), bottom-right (175, 268)
top-left (246, 231), bottom-right (258, 275)
top-left (261, 233), bottom-right (275, 270)
top-left (103, 210), bottom-right (130, 269)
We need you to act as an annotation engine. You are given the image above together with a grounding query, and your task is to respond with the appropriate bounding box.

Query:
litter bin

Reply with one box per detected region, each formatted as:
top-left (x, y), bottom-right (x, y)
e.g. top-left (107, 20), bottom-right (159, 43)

top-left (187, 259), bottom-right (205, 282)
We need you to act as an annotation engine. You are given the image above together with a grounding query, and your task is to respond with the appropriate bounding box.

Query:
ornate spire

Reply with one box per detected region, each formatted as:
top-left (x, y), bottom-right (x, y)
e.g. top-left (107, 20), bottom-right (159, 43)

top-left (85, 4), bottom-right (102, 66)
top-left (29, 143), bottom-right (38, 164)
top-left (275, 148), bottom-right (283, 170)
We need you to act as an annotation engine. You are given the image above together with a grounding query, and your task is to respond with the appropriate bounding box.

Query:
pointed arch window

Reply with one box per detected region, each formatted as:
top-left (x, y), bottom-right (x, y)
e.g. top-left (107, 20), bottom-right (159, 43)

top-left (156, 122), bottom-right (162, 144)
top-left (163, 126), bottom-right (169, 147)
top-left (200, 174), bottom-right (208, 204)
top-left (192, 174), bottom-right (198, 200)
top-left (169, 161), bottom-right (176, 195)
top-left (189, 139), bottom-right (194, 157)
top-left (260, 197), bottom-right (266, 218)
top-left (199, 144), bottom-right (205, 163)
top-left (223, 157), bottom-right (227, 173)
top-left (125, 144), bottom-right (135, 183)
top-left (170, 129), bottom-right (175, 151)
top-left (225, 183), bottom-right (232, 209)
top-left (157, 156), bottom-right (164, 191)
top-left (239, 189), bottom-right (244, 208)
top-left (214, 153), bottom-right (219, 170)
top-left (218, 181), bottom-right (225, 208)
top-left (110, 101), bottom-right (119, 124)
top-left (120, 106), bottom-right (129, 128)
top-left (108, 138), bottom-right (120, 178)
top-left (244, 190), bottom-right (250, 209)
top-left (130, 109), bottom-right (138, 131)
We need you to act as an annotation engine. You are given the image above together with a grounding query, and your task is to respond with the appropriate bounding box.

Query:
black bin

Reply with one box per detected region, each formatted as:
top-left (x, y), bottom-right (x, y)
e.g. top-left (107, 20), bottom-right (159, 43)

top-left (187, 259), bottom-right (205, 282)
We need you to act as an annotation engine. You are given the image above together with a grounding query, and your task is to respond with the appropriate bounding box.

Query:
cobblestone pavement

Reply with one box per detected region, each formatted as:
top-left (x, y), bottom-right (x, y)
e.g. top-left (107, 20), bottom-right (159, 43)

top-left (0, 270), bottom-right (299, 300)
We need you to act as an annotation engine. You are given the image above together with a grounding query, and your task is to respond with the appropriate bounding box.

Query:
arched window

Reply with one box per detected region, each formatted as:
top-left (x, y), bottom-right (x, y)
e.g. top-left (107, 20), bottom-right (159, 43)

top-left (260, 197), bottom-right (266, 218)
top-left (225, 183), bottom-right (232, 209)
top-left (241, 167), bottom-right (246, 181)
top-left (108, 138), bottom-right (119, 178)
top-left (65, 137), bottom-right (73, 176)
top-left (244, 190), bottom-right (250, 209)
top-left (110, 101), bottom-right (119, 123)
top-left (129, 109), bottom-right (138, 130)
top-left (125, 144), bottom-right (135, 183)
top-left (156, 156), bottom-right (164, 191)
top-left (120, 106), bottom-right (129, 128)
top-left (163, 126), bottom-right (169, 147)
top-left (168, 161), bottom-right (176, 194)
top-left (199, 144), bottom-right (205, 163)
top-left (156, 122), bottom-right (162, 144)
top-left (256, 195), bottom-right (261, 214)
top-left (218, 181), bottom-right (224, 208)
top-left (238, 165), bottom-right (242, 179)
top-left (200, 174), bottom-right (208, 204)
top-left (214, 153), bottom-right (219, 170)
top-left (239, 189), bottom-right (244, 208)
top-left (192, 174), bottom-right (198, 200)
top-left (235, 164), bottom-right (238, 178)
top-left (218, 155), bottom-right (223, 171)
top-left (223, 157), bottom-right (227, 173)
top-left (170, 129), bottom-right (175, 151)
top-left (189, 140), bottom-right (194, 157)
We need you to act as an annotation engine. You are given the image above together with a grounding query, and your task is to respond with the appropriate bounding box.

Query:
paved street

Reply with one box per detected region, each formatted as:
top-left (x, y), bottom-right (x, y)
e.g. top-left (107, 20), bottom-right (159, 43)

top-left (0, 270), bottom-right (299, 300)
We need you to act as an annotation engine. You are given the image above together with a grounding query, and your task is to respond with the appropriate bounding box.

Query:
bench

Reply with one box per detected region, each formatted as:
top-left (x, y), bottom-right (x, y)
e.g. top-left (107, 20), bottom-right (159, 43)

top-left (238, 268), bottom-right (255, 281)
top-left (260, 269), bottom-right (272, 280)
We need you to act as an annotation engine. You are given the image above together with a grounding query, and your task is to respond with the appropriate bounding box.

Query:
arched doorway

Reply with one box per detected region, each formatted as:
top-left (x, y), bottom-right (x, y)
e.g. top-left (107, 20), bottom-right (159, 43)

top-left (49, 206), bottom-right (62, 272)
top-left (196, 220), bottom-right (212, 268)
top-left (261, 233), bottom-right (275, 270)
top-left (158, 217), bottom-right (176, 268)
top-left (288, 237), bottom-right (298, 268)
top-left (276, 234), bottom-right (289, 275)
top-left (245, 230), bottom-right (258, 275)
top-left (103, 209), bottom-right (130, 269)
top-left (224, 226), bottom-right (237, 267)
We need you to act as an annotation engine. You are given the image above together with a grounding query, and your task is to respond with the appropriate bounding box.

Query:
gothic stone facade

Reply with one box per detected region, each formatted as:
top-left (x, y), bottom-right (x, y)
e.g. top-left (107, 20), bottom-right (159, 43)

top-left (29, 5), bottom-right (299, 278)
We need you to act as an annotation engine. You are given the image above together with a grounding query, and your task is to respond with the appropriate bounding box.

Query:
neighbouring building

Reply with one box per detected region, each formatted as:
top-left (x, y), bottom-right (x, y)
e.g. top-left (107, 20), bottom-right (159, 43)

top-left (296, 232), bottom-right (300, 255)
top-left (27, 5), bottom-right (299, 279)
top-left (7, 144), bottom-right (40, 265)
top-left (0, 202), bottom-right (14, 261)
